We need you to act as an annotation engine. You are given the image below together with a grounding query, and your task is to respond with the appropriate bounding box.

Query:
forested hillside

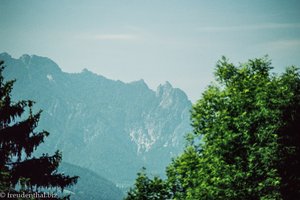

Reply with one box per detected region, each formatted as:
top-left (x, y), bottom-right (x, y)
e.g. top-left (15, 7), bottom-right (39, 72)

top-left (59, 163), bottom-right (124, 200)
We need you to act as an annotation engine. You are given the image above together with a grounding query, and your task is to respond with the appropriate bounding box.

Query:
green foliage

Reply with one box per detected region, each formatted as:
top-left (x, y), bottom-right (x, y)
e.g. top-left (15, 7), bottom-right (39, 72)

top-left (180, 56), bottom-right (299, 199)
top-left (0, 61), bottom-right (78, 199)
top-left (125, 167), bottom-right (170, 200)
top-left (187, 56), bottom-right (282, 199)
top-left (166, 146), bottom-right (201, 200)
top-left (126, 56), bottom-right (300, 200)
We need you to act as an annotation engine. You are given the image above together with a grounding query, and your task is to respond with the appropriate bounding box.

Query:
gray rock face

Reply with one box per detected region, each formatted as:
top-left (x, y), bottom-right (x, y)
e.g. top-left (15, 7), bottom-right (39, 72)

top-left (1, 53), bottom-right (192, 188)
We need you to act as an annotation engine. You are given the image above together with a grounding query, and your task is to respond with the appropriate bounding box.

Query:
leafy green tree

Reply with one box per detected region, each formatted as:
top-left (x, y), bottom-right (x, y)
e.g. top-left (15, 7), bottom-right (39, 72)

top-left (125, 167), bottom-right (170, 200)
top-left (166, 146), bottom-right (200, 200)
top-left (126, 56), bottom-right (300, 200)
top-left (0, 61), bottom-right (78, 199)
top-left (168, 56), bottom-right (299, 199)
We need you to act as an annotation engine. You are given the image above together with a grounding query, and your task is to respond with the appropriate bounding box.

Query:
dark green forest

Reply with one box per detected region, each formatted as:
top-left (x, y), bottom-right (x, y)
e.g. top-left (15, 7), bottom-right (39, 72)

top-left (125, 57), bottom-right (300, 200)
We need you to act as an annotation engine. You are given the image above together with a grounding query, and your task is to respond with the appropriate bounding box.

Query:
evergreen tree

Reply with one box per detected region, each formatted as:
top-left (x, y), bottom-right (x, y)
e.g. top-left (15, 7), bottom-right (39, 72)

top-left (0, 61), bottom-right (78, 199)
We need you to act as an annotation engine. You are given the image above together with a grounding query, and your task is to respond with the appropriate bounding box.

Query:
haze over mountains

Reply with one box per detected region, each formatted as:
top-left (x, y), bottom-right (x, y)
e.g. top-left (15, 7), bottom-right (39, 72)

top-left (0, 52), bottom-right (192, 191)
top-left (59, 162), bottom-right (124, 200)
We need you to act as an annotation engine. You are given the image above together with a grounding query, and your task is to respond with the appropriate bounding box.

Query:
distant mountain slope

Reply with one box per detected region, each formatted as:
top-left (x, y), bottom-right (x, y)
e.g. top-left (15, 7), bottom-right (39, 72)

top-left (0, 52), bottom-right (192, 187)
top-left (59, 162), bottom-right (124, 200)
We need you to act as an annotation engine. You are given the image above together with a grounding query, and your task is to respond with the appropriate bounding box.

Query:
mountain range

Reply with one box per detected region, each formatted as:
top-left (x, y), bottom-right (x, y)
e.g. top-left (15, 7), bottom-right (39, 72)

top-left (0, 52), bottom-right (192, 191)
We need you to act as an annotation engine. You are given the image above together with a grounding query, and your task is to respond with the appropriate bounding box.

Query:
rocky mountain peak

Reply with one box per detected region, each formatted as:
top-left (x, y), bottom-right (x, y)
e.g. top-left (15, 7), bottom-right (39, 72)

top-left (156, 81), bottom-right (189, 109)
top-left (0, 52), bottom-right (12, 60)
top-left (1, 52), bottom-right (192, 187)
top-left (21, 54), bottom-right (62, 74)
top-left (20, 54), bottom-right (31, 65)
top-left (156, 81), bottom-right (173, 98)
top-left (129, 79), bottom-right (149, 90)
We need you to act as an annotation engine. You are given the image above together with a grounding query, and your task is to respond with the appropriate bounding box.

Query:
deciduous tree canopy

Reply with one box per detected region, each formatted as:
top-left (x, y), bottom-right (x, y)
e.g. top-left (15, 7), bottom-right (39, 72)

top-left (126, 56), bottom-right (300, 200)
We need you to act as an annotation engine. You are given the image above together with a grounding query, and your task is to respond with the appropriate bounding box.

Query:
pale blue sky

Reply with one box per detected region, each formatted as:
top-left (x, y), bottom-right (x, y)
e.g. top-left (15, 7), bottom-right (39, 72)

top-left (1, 0), bottom-right (300, 102)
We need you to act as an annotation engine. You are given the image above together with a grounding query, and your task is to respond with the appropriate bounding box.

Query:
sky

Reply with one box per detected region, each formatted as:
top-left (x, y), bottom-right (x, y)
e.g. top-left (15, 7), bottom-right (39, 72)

top-left (1, 0), bottom-right (300, 102)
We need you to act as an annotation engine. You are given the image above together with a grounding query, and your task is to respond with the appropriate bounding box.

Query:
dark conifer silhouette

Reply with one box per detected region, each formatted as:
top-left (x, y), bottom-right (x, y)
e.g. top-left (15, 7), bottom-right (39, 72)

top-left (0, 60), bottom-right (78, 199)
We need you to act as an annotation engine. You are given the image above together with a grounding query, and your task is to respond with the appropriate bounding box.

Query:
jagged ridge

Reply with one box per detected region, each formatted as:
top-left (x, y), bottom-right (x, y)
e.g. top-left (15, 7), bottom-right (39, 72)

top-left (0, 52), bottom-right (192, 188)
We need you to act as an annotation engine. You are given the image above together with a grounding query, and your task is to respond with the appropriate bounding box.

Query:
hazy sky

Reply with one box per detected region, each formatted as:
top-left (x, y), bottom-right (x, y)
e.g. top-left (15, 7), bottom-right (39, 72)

top-left (1, 0), bottom-right (300, 102)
